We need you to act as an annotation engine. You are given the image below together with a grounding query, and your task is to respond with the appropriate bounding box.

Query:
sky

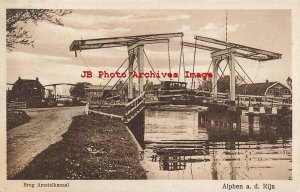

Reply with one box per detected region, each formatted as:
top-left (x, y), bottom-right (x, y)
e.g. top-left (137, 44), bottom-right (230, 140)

top-left (7, 9), bottom-right (291, 93)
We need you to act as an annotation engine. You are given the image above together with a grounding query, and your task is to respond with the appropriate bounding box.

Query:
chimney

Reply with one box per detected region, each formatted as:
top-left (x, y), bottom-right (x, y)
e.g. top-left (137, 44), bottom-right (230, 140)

top-left (36, 77), bottom-right (39, 81)
top-left (266, 80), bottom-right (269, 83)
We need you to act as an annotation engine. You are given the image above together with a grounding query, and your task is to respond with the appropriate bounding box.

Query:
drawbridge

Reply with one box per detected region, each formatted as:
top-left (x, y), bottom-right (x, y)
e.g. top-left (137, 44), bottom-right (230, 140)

top-left (69, 33), bottom-right (284, 123)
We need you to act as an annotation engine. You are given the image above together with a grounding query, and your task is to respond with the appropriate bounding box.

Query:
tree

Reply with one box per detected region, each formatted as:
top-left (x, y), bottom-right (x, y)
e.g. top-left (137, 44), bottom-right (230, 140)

top-left (70, 82), bottom-right (92, 98)
top-left (199, 75), bottom-right (244, 92)
top-left (6, 9), bottom-right (72, 50)
top-left (286, 76), bottom-right (292, 90)
top-left (217, 75), bottom-right (244, 93)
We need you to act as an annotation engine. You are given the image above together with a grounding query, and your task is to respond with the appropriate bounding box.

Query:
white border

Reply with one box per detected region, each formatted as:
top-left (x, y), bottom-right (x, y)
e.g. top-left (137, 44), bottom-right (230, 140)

top-left (0, 1), bottom-right (299, 192)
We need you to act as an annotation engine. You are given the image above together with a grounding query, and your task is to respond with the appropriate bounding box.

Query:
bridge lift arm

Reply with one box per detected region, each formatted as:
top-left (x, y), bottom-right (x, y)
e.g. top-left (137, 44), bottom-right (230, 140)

top-left (69, 32), bottom-right (184, 100)
top-left (194, 35), bottom-right (282, 61)
top-left (69, 32), bottom-right (183, 52)
top-left (182, 40), bottom-right (281, 62)
top-left (183, 35), bottom-right (282, 102)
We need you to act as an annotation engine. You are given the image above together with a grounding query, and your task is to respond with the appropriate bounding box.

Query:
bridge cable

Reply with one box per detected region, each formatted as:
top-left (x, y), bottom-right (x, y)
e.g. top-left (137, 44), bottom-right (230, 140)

top-left (198, 60), bottom-right (213, 91)
top-left (182, 36), bottom-right (186, 82)
top-left (133, 56), bottom-right (151, 82)
top-left (105, 52), bottom-right (151, 100)
top-left (101, 55), bottom-right (138, 102)
top-left (235, 69), bottom-right (248, 85)
top-left (210, 78), bottom-right (219, 93)
top-left (116, 57), bottom-right (144, 101)
top-left (178, 37), bottom-right (183, 82)
top-left (254, 60), bottom-right (262, 80)
top-left (206, 59), bottom-right (213, 74)
top-left (167, 40), bottom-right (172, 78)
top-left (99, 57), bottom-right (129, 94)
top-left (78, 52), bottom-right (100, 78)
top-left (78, 51), bottom-right (129, 93)
top-left (210, 60), bottom-right (226, 93)
top-left (191, 39), bottom-right (198, 89)
top-left (219, 60), bottom-right (228, 78)
top-left (178, 36), bottom-right (186, 82)
top-left (226, 10), bottom-right (228, 49)
top-left (78, 51), bottom-right (105, 94)
top-left (115, 56), bottom-right (150, 100)
top-left (218, 66), bottom-right (225, 78)
top-left (235, 59), bottom-right (254, 84)
top-left (143, 49), bottom-right (162, 83)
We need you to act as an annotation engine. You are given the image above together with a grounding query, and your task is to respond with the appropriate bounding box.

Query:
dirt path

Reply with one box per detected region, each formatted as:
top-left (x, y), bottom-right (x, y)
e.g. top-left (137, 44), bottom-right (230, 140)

top-left (7, 106), bottom-right (85, 179)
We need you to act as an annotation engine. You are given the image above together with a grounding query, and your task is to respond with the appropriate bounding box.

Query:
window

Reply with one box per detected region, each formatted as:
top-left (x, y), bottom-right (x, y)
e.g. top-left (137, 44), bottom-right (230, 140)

top-left (269, 89), bottom-right (273, 94)
top-left (284, 89), bottom-right (288, 94)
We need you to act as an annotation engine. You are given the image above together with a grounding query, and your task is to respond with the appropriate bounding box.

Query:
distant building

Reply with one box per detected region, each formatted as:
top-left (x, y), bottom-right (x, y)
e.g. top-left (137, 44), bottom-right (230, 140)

top-left (10, 77), bottom-right (45, 107)
top-left (144, 80), bottom-right (161, 93)
top-left (115, 81), bottom-right (128, 98)
top-left (84, 85), bottom-right (117, 101)
top-left (236, 80), bottom-right (292, 97)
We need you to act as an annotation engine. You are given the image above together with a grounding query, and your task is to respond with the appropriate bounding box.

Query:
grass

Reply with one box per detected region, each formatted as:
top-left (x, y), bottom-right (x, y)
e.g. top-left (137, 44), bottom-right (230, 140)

top-left (7, 110), bottom-right (30, 130)
top-left (13, 114), bottom-right (147, 180)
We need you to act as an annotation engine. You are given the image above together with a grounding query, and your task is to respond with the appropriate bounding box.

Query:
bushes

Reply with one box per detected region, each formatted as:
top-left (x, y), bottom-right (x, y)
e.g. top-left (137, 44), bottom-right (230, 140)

top-left (7, 110), bottom-right (30, 130)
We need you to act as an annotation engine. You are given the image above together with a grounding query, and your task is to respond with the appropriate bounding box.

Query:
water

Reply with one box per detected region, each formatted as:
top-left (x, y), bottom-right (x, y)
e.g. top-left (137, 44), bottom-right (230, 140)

top-left (142, 106), bottom-right (292, 180)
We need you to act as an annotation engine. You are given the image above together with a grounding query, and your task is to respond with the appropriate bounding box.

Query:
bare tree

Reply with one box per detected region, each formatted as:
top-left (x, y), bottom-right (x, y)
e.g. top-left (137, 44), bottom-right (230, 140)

top-left (6, 9), bottom-right (72, 50)
top-left (286, 76), bottom-right (292, 90)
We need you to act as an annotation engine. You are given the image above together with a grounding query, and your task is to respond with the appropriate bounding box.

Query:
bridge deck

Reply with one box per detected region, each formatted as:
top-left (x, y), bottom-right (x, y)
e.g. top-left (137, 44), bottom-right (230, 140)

top-left (87, 91), bottom-right (292, 124)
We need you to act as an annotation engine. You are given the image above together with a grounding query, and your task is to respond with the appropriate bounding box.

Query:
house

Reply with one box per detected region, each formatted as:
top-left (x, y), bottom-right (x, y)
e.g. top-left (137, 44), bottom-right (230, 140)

top-left (236, 80), bottom-right (292, 97)
top-left (10, 77), bottom-right (45, 107)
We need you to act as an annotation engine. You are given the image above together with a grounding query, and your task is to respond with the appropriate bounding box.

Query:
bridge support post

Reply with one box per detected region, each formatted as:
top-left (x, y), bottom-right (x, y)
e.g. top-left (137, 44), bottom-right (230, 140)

top-left (211, 57), bottom-right (220, 98)
top-left (128, 49), bottom-right (135, 100)
top-left (211, 48), bottom-right (237, 101)
top-left (138, 45), bottom-right (144, 95)
top-left (229, 50), bottom-right (236, 101)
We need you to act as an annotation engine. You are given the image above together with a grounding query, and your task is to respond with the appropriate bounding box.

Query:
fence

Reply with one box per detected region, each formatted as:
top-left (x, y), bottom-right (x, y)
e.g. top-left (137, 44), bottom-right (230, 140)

top-left (7, 102), bottom-right (26, 111)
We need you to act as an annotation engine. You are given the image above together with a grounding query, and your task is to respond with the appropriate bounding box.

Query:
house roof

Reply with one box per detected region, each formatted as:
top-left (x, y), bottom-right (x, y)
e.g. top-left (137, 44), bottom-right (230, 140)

top-left (84, 85), bottom-right (116, 91)
top-left (236, 81), bottom-right (277, 96)
top-left (13, 78), bottom-right (44, 88)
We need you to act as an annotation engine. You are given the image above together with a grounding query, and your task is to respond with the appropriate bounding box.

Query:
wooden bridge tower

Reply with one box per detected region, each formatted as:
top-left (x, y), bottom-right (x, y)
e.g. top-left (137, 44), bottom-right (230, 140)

top-left (70, 33), bottom-right (183, 100)
top-left (183, 36), bottom-right (282, 102)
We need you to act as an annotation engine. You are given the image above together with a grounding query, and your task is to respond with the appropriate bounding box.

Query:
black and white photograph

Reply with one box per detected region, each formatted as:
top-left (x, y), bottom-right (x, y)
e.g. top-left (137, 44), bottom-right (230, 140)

top-left (1, 1), bottom-right (300, 192)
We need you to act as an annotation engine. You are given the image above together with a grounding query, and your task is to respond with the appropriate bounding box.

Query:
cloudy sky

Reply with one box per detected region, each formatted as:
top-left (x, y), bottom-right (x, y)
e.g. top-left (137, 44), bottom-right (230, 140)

top-left (7, 9), bottom-right (291, 92)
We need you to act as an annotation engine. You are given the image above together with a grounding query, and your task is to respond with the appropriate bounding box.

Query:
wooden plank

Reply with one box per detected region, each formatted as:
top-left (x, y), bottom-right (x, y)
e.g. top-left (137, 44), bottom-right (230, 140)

top-left (89, 109), bottom-right (123, 119)
top-left (125, 92), bottom-right (145, 107)
top-left (125, 98), bottom-right (145, 116)
top-left (123, 105), bottom-right (146, 123)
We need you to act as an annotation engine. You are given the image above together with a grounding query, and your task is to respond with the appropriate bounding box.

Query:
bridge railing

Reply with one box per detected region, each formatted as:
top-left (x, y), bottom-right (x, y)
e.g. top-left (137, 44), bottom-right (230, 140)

top-left (124, 92), bottom-right (146, 122)
top-left (236, 95), bottom-right (292, 108)
top-left (192, 90), bottom-right (292, 107)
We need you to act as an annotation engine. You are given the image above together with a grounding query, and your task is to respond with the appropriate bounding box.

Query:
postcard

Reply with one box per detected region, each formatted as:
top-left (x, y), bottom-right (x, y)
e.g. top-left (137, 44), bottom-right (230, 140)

top-left (1, 0), bottom-right (299, 192)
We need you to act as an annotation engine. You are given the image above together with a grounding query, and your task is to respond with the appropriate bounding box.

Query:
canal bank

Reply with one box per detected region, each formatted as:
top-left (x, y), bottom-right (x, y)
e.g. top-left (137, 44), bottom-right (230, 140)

top-left (13, 114), bottom-right (147, 179)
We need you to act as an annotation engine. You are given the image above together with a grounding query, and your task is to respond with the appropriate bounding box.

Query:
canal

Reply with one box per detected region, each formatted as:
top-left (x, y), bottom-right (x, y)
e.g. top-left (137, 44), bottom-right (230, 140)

top-left (141, 105), bottom-right (292, 180)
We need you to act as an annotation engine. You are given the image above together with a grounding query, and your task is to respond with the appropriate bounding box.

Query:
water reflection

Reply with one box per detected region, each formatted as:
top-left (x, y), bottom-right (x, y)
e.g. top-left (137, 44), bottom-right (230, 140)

top-left (142, 105), bottom-right (292, 180)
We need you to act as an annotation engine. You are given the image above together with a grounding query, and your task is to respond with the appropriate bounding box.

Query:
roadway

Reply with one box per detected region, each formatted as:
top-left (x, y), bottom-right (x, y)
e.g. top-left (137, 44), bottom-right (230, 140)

top-left (7, 106), bottom-right (85, 178)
